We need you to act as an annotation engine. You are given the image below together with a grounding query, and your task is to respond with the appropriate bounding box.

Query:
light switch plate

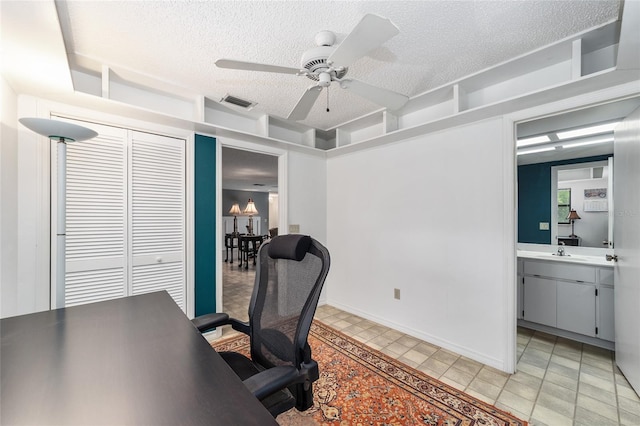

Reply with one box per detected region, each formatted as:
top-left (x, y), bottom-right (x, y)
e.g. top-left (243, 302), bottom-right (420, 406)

top-left (289, 224), bottom-right (300, 233)
top-left (539, 222), bottom-right (550, 230)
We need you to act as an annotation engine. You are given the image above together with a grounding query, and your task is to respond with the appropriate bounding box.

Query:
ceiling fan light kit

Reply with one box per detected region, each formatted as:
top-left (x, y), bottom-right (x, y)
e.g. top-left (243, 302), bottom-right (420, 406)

top-left (215, 13), bottom-right (409, 121)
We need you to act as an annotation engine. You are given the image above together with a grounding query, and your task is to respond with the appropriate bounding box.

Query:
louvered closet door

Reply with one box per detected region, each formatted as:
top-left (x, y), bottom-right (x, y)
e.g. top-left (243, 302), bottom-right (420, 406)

top-left (64, 122), bottom-right (128, 307)
top-left (129, 131), bottom-right (186, 310)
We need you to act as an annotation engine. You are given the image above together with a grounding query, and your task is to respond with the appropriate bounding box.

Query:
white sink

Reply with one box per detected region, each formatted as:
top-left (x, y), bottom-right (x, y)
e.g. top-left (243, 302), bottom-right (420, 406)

top-left (529, 252), bottom-right (589, 262)
top-left (517, 250), bottom-right (613, 266)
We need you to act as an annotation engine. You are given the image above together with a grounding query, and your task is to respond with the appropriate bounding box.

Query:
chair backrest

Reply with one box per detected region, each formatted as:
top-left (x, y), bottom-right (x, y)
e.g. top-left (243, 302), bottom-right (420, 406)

top-left (248, 234), bottom-right (330, 370)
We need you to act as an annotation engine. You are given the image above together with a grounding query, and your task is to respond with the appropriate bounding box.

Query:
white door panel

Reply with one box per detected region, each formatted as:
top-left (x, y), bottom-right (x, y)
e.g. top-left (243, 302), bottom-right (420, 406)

top-left (614, 105), bottom-right (640, 395)
top-left (129, 131), bottom-right (186, 310)
top-left (63, 122), bottom-right (128, 307)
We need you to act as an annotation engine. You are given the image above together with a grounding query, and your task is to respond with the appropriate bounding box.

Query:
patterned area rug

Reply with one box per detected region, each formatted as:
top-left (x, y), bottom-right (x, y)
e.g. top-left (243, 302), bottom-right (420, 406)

top-left (211, 321), bottom-right (527, 426)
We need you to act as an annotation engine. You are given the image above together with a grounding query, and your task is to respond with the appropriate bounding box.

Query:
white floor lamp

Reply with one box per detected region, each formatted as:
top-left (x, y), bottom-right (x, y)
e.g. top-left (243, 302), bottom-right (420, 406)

top-left (19, 118), bottom-right (98, 308)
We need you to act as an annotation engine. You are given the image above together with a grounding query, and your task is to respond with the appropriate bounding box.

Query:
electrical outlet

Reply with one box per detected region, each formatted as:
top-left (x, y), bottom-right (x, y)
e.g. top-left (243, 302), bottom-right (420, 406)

top-left (539, 222), bottom-right (550, 230)
top-left (289, 224), bottom-right (300, 233)
top-left (394, 288), bottom-right (400, 300)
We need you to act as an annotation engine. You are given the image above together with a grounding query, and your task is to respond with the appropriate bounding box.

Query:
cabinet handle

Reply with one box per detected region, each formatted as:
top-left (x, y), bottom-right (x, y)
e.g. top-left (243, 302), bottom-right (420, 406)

top-left (606, 254), bottom-right (618, 262)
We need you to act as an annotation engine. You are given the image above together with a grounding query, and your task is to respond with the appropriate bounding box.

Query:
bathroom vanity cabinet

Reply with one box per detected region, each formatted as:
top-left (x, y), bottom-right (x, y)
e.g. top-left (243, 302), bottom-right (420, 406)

top-left (517, 254), bottom-right (614, 348)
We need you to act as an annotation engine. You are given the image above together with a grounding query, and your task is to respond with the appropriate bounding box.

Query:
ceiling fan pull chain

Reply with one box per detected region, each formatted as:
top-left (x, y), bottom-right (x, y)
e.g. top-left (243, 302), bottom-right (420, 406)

top-left (326, 87), bottom-right (330, 113)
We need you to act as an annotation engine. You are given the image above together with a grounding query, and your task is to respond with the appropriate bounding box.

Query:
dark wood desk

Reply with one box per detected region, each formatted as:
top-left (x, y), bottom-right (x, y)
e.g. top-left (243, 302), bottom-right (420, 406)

top-left (1, 292), bottom-right (277, 426)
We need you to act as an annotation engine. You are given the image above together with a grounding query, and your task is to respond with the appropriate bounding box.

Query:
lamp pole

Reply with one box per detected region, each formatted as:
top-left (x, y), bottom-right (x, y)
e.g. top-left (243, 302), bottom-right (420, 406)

top-left (19, 118), bottom-right (98, 308)
top-left (56, 138), bottom-right (67, 308)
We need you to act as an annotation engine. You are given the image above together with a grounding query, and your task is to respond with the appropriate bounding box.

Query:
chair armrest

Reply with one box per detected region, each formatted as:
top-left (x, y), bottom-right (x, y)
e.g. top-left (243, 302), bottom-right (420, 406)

top-left (242, 366), bottom-right (300, 400)
top-left (229, 319), bottom-right (250, 335)
top-left (191, 313), bottom-right (250, 335)
top-left (300, 360), bottom-right (319, 382)
top-left (191, 313), bottom-right (230, 333)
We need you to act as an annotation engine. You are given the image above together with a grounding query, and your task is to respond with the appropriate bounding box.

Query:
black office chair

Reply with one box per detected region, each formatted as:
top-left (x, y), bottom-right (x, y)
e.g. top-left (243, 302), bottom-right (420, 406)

top-left (192, 234), bottom-right (330, 417)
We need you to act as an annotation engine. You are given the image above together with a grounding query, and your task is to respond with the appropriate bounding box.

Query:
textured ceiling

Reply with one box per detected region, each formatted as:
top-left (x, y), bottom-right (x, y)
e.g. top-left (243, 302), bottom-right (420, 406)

top-left (56, 1), bottom-right (619, 130)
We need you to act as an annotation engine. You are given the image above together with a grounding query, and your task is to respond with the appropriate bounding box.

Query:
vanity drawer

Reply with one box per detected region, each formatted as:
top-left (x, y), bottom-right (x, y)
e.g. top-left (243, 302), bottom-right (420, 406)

top-left (524, 260), bottom-right (596, 283)
top-left (598, 267), bottom-right (614, 285)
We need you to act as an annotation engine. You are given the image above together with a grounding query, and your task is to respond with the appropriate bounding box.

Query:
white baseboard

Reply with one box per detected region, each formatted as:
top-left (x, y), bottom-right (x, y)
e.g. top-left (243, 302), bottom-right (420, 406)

top-left (325, 299), bottom-right (510, 373)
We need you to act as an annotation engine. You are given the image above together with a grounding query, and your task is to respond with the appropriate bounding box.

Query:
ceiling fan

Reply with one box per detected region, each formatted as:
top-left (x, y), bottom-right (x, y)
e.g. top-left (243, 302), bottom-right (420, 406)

top-left (215, 14), bottom-right (409, 121)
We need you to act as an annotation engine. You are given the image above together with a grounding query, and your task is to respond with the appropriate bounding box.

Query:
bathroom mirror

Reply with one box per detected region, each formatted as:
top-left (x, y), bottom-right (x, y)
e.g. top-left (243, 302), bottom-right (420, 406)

top-left (550, 159), bottom-right (612, 248)
top-left (517, 96), bottom-right (640, 249)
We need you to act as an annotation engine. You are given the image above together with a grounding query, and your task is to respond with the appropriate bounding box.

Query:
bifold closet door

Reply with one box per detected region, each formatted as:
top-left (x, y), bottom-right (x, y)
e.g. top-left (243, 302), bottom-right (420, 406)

top-left (129, 131), bottom-right (186, 310)
top-left (65, 122), bottom-right (128, 307)
top-left (62, 119), bottom-right (186, 310)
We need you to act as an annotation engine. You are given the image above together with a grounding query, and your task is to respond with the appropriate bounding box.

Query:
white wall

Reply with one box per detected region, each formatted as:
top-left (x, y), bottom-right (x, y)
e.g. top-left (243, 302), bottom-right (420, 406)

top-left (326, 117), bottom-right (515, 371)
top-left (1, 76), bottom-right (19, 317)
top-left (287, 151), bottom-right (328, 305)
top-left (287, 151), bottom-right (327, 244)
top-left (1, 87), bottom-right (52, 318)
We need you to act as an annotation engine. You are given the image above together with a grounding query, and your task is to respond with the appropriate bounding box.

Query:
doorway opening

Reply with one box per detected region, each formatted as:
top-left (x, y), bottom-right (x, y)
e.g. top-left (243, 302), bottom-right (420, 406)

top-left (220, 146), bottom-right (279, 331)
top-left (513, 96), bottom-right (640, 397)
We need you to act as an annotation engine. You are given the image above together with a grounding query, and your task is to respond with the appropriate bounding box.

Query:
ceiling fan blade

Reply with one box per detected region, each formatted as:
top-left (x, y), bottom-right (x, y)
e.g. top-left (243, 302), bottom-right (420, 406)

top-left (287, 86), bottom-right (323, 121)
top-left (339, 79), bottom-right (409, 111)
top-left (327, 14), bottom-right (400, 68)
top-left (215, 59), bottom-right (303, 75)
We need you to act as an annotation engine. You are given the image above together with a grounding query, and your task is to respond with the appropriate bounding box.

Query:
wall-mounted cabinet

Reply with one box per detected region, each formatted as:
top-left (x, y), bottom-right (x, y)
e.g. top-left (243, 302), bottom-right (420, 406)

top-left (71, 66), bottom-right (199, 122)
top-left (458, 43), bottom-right (573, 111)
top-left (398, 86), bottom-right (455, 129)
top-left (333, 112), bottom-right (384, 147)
top-left (71, 69), bottom-right (102, 97)
top-left (203, 98), bottom-right (267, 136)
top-left (69, 20), bottom-right (621, 156)
top-left (315, 129), bottom-right (336, 150)
top-left (268, 116), bottom-right (315, 147)
top-left (109, 73), bottom-right (198, 121)
top-left (580, 21), bottom-right (620, 76)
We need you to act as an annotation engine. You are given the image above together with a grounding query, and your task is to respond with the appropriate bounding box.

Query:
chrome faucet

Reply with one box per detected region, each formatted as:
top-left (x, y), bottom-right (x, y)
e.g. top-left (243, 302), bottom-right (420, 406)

top-left (557, 241), bottom-right (566, 256)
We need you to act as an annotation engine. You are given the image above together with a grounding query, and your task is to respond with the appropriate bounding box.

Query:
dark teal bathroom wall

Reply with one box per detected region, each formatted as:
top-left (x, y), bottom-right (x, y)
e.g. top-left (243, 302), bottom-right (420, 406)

top-left (194, 134), bottom-right (216, 316)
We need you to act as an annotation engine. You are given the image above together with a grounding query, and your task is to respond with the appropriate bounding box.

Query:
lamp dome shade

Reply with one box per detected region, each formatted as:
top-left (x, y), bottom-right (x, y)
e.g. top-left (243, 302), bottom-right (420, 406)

top-left (243, 199), bottom-right (259, 215)
top-left (229, 203), bottom-right (242, 215)
top-left (19, 117), bottom-right (98, 142)
top-left (567, 209), bottom-right (581, 220)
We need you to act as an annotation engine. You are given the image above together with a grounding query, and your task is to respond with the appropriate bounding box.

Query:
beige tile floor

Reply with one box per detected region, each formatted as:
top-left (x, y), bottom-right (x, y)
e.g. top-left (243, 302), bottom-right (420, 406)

top-left (221, 260), bottom-right (640, 425)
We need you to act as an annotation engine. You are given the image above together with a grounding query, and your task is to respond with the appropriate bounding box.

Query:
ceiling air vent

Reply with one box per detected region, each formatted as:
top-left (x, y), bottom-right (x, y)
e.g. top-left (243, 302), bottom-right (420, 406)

top-left (221, 94), bottom-right (256, 110)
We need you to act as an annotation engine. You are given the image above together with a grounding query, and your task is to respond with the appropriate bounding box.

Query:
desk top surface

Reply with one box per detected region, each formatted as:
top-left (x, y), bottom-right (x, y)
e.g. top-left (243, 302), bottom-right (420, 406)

top-left (1, 292), bottom-right (277, 426)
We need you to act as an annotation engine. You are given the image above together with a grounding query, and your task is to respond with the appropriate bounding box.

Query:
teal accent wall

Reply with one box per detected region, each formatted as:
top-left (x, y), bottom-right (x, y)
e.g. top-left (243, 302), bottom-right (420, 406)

top-left (518, 155), bottom-right (611, 244)
top-left (194, 134), bottom-right (217, 316)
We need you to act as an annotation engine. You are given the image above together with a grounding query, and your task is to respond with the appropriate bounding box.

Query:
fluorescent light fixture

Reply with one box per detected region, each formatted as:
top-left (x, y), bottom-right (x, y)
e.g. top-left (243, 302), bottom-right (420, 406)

top-left (517, 146), bottom-right (556, 156)
top-left (516, 135), bottom-right (550, 147)
top-left (557, 122), bottom-right (619, 140)
top-left (562, 137), bottom-right (614, 149)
